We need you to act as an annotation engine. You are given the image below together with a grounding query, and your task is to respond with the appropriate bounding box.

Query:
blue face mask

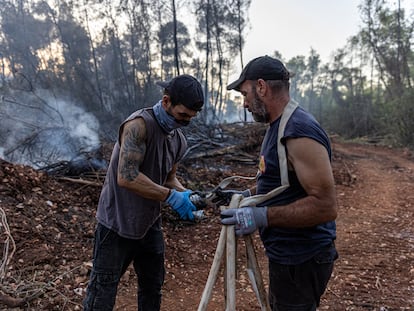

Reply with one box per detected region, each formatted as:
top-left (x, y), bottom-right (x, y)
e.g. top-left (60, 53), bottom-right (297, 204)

top-left (153, 101), bottom-right (189, 133)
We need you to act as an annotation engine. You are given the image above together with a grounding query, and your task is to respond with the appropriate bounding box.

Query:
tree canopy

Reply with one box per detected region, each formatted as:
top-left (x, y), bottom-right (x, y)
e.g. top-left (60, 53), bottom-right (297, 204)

top-left (0, 0), bottom-right (413, 167)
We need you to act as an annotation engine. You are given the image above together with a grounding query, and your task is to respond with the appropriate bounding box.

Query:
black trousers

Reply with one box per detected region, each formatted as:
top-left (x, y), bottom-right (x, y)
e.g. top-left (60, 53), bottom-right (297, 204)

top-left (83, 223), bottom-right (165, 311)
top-left (268, 244), bottom-right (338, 311)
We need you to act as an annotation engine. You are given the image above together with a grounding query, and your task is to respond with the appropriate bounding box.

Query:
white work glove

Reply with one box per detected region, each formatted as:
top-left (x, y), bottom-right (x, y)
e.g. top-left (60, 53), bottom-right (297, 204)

top-left (220, 207), bottom-right (268, 236)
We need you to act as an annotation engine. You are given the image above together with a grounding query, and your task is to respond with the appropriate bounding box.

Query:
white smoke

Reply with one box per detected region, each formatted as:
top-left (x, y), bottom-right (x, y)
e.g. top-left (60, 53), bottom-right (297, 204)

top-left (55, 97), bottom-right (101, 152)
top-left (0, 89), bottom-right (102, 169)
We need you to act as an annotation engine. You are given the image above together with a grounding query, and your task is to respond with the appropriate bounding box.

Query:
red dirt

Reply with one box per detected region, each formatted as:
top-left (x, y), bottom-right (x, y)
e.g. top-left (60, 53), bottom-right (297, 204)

top-left (1, 135), bottom-right (413, 310)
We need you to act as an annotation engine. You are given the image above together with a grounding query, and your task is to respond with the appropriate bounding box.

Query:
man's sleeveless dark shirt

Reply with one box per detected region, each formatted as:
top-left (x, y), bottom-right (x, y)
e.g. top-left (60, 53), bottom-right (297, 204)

top-left (257, 105), bottom-right (336, 264)
top-left (96, 107), bottom-right (187, 239)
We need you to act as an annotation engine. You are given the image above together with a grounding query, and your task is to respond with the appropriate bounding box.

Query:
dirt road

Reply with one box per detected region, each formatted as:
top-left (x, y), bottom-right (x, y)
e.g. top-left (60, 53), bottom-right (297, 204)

top-left (322, 142), bottom-right (414, 310)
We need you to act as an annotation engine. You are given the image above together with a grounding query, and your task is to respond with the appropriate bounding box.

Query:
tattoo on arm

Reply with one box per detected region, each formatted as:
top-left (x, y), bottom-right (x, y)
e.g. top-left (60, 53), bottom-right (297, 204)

top-left (119, 123), bottom-right (146, 181)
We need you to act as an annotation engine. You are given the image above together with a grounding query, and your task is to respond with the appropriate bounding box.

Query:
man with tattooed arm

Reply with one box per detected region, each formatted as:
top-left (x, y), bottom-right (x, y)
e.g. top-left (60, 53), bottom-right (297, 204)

top-left (83, 75), bottom-right (204, 311)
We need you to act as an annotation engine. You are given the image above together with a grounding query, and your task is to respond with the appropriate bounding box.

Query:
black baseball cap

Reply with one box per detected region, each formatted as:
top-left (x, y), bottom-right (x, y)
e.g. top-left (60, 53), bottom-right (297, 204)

top-left (157, 74), bottom-right (204, 111)
top-left (227, 55), bottom-right (291, 91)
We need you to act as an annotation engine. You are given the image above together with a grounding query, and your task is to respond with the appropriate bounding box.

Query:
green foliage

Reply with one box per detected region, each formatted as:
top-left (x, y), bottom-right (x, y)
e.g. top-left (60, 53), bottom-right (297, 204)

top-left (317, 0), bottom-right (414, 148)
top-left (387, 89), bottom-right (414, 148)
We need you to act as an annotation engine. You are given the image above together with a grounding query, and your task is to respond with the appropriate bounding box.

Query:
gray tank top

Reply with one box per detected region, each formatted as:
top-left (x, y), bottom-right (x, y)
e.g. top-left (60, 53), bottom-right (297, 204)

top-left (96, 107), bottom-right (187, 239)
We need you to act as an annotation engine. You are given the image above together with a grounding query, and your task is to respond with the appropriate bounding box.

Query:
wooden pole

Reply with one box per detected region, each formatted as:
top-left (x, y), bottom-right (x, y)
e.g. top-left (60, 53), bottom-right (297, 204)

top-left (225, 218), bottom-right (236, 310)
top-left (245, 235), bottom-right (271, 311)
top-left (197, 194), bottom-right (268, 310)
top-left (197, 225), bottom-right (226, 311)
top-left (226, 222), bottom-right (236, 311)
top-left (225, 194), bottom-right (242, 310)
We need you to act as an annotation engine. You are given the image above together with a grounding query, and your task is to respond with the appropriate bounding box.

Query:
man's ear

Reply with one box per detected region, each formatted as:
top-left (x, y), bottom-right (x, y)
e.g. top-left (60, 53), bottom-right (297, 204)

top-left (161, 95), bottom-right (170, 108)
top-left (256, 79), bottom-right (267, 97)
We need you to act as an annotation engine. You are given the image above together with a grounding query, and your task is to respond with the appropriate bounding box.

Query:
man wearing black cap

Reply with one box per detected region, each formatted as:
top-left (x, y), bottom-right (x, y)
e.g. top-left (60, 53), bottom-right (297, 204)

top-left (83, 74), bottom-right (204, 310)
top-left (219, 56), bottom-right (338, 310)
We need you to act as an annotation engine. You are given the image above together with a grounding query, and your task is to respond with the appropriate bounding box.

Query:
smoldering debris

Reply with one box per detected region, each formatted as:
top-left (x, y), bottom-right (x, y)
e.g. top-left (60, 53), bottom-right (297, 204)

top-left (0, 89), bottom-right (102, 169)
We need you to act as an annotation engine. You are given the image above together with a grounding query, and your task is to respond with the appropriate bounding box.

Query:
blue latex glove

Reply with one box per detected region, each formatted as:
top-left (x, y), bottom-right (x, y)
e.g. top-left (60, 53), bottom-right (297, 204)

top-left (166, 189), bottom-right (196, 220)
top-left (220, 207), bottom-right (268, 236)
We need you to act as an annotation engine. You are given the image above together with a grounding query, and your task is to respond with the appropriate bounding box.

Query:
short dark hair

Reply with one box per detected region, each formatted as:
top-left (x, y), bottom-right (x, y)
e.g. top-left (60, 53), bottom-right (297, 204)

top-left (157, 75), bottom-right (204, 111)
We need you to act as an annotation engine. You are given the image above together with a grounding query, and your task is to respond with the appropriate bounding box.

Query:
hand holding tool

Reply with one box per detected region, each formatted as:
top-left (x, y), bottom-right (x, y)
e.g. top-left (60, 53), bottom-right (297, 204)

top-left (166, 189), bottom-right (196, 220)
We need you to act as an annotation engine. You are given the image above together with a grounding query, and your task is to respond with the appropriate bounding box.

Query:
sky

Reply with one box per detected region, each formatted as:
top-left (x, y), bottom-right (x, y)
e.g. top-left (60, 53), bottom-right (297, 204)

top-left (241, 0), bottom-right (414, 65)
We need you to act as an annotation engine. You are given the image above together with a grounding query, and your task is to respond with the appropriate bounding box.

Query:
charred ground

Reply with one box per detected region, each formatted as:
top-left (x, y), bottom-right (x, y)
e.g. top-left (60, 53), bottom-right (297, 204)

top-left (0, 123), bottom-right (413, 310)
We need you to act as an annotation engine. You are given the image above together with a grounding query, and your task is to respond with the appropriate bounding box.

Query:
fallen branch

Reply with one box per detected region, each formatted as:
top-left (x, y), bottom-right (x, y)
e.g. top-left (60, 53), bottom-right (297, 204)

top-left (0, 207), bottom-right (16, 281)
top-left (0, 292), bottom-right (27, 308)
top-left (0, 263), bottom-right (86, 309)
top-left (340, 159), bottom-right (356, 185)
top-left (186, 145), bottom-right (245, 159)
top-left (57, 176), bottom-right (103, 187)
